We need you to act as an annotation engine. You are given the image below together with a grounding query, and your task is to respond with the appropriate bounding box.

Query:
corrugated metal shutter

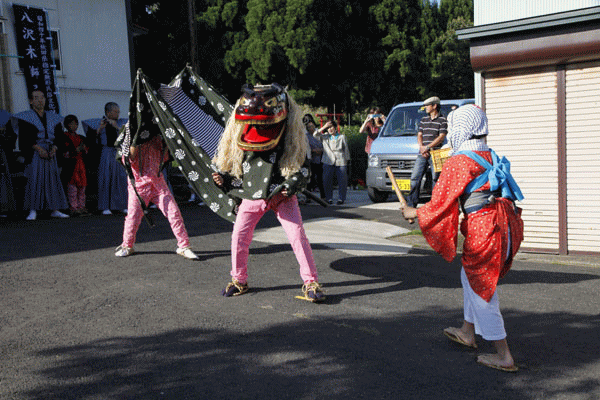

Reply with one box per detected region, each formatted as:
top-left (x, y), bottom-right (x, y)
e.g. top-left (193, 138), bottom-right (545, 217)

top-left (485, 68), bottom-right (559, 252)
top-left (565, 62), bottom-right (600, 252)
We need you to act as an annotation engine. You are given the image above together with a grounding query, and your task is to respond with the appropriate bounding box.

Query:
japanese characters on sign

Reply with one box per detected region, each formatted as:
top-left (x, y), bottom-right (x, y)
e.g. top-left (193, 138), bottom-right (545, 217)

top-left (12, 4), bottom-right (60, 113)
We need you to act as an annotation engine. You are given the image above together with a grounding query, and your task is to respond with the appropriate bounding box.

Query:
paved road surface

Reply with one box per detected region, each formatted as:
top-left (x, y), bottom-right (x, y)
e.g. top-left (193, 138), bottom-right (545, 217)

top-left (1, 190), bottom-right (599, 399)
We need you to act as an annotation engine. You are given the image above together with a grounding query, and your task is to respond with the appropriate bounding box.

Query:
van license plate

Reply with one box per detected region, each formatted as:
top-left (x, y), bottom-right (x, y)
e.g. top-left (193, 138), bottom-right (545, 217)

top-left (395, 179), bottom-right (411, 191)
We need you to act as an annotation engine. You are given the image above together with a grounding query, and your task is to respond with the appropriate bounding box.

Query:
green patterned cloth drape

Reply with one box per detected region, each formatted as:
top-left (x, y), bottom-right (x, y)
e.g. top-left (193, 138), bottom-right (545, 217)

top-left (116, 66), bottom-right (240, 223)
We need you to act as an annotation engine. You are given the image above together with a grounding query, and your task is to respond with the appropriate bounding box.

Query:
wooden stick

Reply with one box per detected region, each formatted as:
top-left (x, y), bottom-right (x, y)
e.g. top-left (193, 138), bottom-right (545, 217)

top-left (386, 166), bottom-right (414, 224)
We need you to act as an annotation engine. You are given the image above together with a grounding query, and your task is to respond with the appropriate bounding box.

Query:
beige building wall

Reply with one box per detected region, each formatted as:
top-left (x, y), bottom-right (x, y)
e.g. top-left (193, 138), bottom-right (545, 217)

top-left (564, 62), bottom-right (600, 252)
top-left (485, 68), bottom-right (560, 252)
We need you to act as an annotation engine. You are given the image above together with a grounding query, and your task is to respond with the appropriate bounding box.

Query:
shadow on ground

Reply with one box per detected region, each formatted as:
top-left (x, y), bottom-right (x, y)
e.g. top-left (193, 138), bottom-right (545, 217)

top-left (20, 309), bottom-right (600, 400)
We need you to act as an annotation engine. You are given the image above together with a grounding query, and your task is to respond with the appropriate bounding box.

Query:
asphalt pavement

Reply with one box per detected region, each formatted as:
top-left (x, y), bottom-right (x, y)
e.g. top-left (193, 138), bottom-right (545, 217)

top-left (1, 189), bottom-right (599, 400)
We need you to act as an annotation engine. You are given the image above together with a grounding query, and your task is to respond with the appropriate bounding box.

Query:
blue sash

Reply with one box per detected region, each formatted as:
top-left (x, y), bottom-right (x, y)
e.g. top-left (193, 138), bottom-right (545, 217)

top-left (456, 149), bottom-right (524, 201)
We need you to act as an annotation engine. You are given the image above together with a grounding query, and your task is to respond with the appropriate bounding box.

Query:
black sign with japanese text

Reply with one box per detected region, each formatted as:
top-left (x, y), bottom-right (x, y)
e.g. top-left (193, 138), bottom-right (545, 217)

top-left (12, 4), bottom-right (60, 113)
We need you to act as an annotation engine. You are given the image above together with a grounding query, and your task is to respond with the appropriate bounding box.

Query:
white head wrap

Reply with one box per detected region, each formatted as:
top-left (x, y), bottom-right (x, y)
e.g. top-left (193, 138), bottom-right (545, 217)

top-left (447, 105), bottom-right (489, 155)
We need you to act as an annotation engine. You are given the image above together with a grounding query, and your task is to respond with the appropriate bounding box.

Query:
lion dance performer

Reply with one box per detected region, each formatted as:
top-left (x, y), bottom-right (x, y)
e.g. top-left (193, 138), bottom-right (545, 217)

top-left (211, 83), bottom-right (325, 302)
top-left (401, 105), bottom-right (524, 372)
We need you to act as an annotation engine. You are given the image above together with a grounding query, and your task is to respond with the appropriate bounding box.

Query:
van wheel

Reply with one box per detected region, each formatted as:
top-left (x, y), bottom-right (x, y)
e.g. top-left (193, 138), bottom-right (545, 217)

top-left (367, 187), bottom-right (389, 203)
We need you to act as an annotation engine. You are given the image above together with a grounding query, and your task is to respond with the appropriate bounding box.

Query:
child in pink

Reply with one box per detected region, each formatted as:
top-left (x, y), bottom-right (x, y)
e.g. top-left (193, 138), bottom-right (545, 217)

top-left (60, 115), bottom-right (89, 215)
top-left (115, 135), bottom-right (198, 259)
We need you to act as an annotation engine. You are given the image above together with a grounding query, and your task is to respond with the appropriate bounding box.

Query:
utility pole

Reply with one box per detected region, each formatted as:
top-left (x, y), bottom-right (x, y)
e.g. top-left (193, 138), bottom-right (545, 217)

top-left (188, 0), bottom-right (197, 73)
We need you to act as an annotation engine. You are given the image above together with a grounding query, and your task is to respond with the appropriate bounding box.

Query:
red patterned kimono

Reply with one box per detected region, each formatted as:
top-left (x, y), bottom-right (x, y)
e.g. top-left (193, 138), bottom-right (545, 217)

top-left (417, 151), bottom-right (524, 302)
top-left (62, 130), bottom-right (87, 187)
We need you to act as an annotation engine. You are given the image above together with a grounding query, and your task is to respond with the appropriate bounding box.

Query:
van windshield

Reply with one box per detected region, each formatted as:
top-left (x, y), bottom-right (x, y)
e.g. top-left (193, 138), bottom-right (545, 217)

top-left (380, 104), bottom-right (460, 137)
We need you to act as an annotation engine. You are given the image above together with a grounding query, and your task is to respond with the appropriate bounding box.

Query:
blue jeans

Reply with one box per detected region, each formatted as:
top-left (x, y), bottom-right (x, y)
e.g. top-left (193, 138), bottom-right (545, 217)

top-left (407, 154), bottom-right (438, 207)
top-left (323, 164), bottom-right (348, 202)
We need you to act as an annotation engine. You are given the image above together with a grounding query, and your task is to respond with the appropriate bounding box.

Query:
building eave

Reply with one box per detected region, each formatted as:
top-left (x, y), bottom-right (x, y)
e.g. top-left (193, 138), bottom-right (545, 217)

top-left (457, 5), bottom-right (600, 41)
top-left (457, 5), bottom-right (600, 72)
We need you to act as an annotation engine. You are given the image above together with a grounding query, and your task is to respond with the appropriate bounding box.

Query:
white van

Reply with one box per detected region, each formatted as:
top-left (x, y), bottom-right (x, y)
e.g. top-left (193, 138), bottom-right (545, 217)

top-left (366, 99), bottom-right (474, 203)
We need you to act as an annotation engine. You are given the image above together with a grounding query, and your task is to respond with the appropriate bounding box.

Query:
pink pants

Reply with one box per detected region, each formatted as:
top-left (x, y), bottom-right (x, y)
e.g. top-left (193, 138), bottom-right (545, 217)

top-left (67, 184), bottom-right (86, 210)
top-left (231, 193), bottom-right (318, 284)
top-left (122, 176), bottom-right (190, 249)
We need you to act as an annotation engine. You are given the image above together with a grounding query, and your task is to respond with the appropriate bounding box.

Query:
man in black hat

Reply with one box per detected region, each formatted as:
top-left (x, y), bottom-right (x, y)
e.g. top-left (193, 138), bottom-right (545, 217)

top-left (406, 96), bottom-right (448, 208)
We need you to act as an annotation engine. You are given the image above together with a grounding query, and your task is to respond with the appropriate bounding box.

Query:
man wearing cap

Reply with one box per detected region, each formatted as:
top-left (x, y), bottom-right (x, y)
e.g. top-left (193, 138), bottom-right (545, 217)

top-left (406, 96), bottom-right (447, 208)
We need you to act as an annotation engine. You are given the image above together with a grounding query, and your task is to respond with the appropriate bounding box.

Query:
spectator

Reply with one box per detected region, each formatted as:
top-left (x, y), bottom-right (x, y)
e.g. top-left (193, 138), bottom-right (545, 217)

top-left (59, 115), bottom-right (89, 216)
top-left (0, 112), bottom-right (16, 216)
top-left (401, 105), bottom-right (524, 372)
top-left (303, 114), bottom-right (325, 200)
top-left (115, 135), bottom-right (198, 259)
top-left (406, 96), bottom-right (447, 208)
top-left (360, 107), bottom-right (386, 154)
top-left (8, 90), bottom-right (68, 220)
top-left (313, 120), bottom-right (350, 205)
top-left (86, 102), bottom-right (128, 215)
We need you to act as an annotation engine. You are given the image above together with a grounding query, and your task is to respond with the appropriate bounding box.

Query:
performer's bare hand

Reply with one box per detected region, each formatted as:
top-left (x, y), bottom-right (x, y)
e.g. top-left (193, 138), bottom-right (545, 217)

top-left (281, 188), bottom-right (289, 197)
top-left (401, 206), bottom-right (418, 220)
top-left (212, 172), bottom-right (224, 187)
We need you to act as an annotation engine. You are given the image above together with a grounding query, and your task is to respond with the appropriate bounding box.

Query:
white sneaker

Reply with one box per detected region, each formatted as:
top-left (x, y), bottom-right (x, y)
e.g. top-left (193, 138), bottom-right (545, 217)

top-left (26, 210), bottom-right (37, 220)
top-left (115, 245), bottom-right (134, 257)
top-left (102, 209), bottom-right (112, 215)
top-left (176, 247), bottom-right (198, 260)
top-left (50, 210), bottom-right (69, 218)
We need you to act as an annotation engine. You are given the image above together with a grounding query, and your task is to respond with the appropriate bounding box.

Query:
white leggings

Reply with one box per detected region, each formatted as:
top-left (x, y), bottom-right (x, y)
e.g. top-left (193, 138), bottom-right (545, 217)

top-left (461, 268), bottom-right (506, 341)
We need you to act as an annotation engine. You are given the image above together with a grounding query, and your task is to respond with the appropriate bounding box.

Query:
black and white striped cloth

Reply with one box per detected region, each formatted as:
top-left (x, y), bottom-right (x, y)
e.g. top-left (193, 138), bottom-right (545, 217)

top-left (158, 82), bottom-right (225, 159)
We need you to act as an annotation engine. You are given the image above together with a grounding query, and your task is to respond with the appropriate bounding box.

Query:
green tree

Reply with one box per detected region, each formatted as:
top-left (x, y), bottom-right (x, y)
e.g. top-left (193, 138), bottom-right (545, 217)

top-left (370, 0), bottom-right (429, 109)
top-left (129, 0), bottom-right (474, 114)
top-left (208, 0), bottom-right (382, 114)
top-left (130, 0), bottom-right (192, 83)
top-left (429, 0), bottom-right (474, 99)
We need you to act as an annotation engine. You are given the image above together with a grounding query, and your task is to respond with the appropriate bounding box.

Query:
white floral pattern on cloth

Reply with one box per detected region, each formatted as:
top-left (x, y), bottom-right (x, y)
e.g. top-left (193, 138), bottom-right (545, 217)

top-left (174, 149), bottom-right (185, 160)
top-left (188, 171), bottom-right (199, 181)
top-left (165, 128), bottom-right (176, 139)
top-left (232, 178), bottom-right (243, 187)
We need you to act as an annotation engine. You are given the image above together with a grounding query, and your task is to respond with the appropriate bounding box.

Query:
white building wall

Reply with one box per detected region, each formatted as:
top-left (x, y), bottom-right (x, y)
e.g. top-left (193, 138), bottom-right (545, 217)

top-left (2, 0), bottom-right (132, 121)
top-left (475, 0), bottom-right (600, 25)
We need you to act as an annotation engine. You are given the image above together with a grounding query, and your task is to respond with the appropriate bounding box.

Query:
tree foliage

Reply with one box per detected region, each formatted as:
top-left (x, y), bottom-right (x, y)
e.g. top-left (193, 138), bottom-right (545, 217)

top-left (131, 0), bottom-right (473, 114)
